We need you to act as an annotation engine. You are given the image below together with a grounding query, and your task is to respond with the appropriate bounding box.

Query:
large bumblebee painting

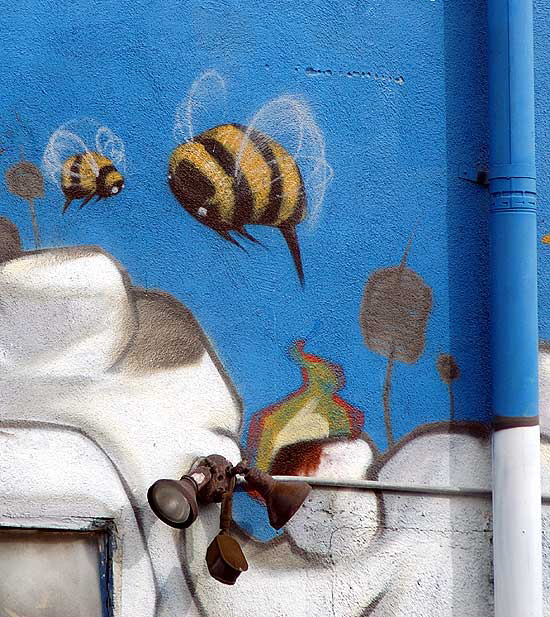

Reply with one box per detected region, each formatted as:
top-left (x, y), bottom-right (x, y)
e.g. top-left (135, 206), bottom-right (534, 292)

top-left (168, 123), bottom-right (307, 283)
top-left (169, 70), bottom-right (332, 286)
top-left (43, 119), bottom-right (126, 213)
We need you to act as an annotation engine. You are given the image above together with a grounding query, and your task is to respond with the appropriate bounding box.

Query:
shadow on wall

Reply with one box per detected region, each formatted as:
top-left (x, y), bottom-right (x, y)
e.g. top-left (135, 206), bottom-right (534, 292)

top-left (442, 0), bottom-right (490, 613)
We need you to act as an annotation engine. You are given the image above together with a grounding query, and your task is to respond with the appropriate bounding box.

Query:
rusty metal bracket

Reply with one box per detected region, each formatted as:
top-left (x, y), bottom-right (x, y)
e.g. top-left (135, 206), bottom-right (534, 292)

top-left (458, 166), bottom-right (489, 186)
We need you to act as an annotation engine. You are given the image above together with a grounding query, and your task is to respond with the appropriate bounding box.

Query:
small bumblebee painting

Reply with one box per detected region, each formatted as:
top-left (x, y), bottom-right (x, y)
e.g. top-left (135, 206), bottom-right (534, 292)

top-left (169, 71), bottom-right (332, 286)
top-left (42, 119), bottom-right (126, 213)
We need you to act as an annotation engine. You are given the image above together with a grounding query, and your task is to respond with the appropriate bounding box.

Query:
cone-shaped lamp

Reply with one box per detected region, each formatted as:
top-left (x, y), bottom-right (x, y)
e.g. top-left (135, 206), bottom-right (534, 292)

top-left (147, 477), bottom-right (199, 529)
top-left (243, 467), bottom-right (311, 530)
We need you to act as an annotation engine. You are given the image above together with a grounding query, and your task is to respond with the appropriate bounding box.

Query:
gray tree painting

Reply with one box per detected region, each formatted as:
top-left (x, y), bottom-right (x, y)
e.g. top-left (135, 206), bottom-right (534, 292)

top-left (359, 235), bottom-right (432, 447)
top-left (436, 353), bottom-right (461, 422)
top-left (5, 148), bottom-right (44, 248)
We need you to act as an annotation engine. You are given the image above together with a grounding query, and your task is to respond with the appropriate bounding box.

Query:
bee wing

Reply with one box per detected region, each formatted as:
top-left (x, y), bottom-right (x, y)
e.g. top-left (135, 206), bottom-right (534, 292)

top-left (42, 127), bottom-right (98, 182)
top-left (95, 126), bottom-right (126, 171)
top-left (174, 69), bottom-right (228, 142)
top-left (236, 95), bottom-right (333, 228)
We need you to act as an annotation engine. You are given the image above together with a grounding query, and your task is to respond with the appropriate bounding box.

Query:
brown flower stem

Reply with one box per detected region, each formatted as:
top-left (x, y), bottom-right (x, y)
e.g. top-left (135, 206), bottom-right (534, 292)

top-left (28, 198), bottom-right (40, 248)
top-left (383, 348), bottom-right (395, 448)
top-left (449, 383), bottom-right (455, 422)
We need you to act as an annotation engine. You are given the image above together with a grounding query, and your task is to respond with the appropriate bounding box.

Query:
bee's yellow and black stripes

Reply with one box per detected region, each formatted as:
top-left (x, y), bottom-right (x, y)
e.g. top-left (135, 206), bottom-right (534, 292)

top-left (61, 152), bottom-right (123, 214)
top-left (168, 123), bottom-right (307, 284)
top-left (168, 124), bottom-right (306, 230)
top-left (169, 140), bottom-right (235, 226)
top-left (62, 153), bottom-right (95, 197)
top-left (238, 125), bottom-right (305, 227)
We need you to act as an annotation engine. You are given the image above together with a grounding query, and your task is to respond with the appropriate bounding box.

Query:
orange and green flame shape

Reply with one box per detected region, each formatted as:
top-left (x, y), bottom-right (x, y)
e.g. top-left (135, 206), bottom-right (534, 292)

top-left (246, 341), bottom-right (364, 475)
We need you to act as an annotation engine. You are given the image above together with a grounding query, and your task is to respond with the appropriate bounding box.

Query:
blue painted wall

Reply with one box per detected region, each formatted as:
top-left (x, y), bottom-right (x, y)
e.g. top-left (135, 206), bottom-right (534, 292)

top-left (0, 0), bottom-right (498, 454)
top-left (536, 0), bottom-right (550, 340)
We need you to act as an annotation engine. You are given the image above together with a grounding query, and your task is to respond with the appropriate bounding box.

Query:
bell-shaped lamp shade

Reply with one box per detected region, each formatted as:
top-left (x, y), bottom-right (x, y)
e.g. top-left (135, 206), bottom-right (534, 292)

top-left (147, 478), bottom-right (198, 529)
top-left (243, 468), bottom-right (312, 530)
top-left (265, 480), bottom-right (312, 530)
top-left (206, 532), bottom-right (249, 585)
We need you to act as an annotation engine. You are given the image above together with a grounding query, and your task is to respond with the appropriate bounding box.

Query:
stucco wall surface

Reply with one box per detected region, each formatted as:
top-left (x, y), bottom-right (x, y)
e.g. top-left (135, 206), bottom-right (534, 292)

top-left (0, 0), bottom-right (550, 615)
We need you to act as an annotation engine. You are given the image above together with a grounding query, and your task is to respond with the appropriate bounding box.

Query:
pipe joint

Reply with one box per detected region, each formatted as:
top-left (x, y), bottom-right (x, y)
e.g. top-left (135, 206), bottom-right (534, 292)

top-left (489, 165), bottom-right (537, 210)
top-left (490, 189), bottom-right (536, 212)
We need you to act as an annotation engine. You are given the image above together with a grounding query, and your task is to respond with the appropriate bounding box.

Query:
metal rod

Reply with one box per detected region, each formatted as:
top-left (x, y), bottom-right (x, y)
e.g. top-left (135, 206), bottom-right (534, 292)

top-left (271, 475), bottom-right (490, 497)
top-left (237, 475), bottom-right (550, 503)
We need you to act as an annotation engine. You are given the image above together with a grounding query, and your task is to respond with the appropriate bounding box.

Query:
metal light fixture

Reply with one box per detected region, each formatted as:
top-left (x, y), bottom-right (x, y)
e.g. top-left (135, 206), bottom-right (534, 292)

top-left (147, 454), bottom-right (312, 584)
top-left (232, 462), bottom-right (312, 530)
top-left (147, 455), bottom-right (232, 529)
top-left (206, 476), bottom-right (249, 585)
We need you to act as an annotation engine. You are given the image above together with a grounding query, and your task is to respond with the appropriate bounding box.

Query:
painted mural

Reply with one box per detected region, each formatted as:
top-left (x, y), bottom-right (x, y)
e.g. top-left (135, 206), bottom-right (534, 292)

top-left (359, 234), bottom-right (432, 447)
top-left (0, 218), bottom-right (500, 617)
top-left (1, 0), bottom-right (550, 613)
top-left (0, 62), bottom-right (508, 615)
top-left (246, 340), bottom-right (364, 475)
top-left (169, 119), bottom-right (307, 283)
top-left (5, 154), bottom-right (43, 248)
top-left (168, 71), bottom-right (331, 285)
top-left (2, 224), bottom-right (550, 616)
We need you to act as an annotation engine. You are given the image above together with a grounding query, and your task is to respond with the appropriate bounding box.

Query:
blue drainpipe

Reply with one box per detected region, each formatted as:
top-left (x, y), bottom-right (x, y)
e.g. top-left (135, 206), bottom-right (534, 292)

top-left (488, 0), bottom-right (543, 614)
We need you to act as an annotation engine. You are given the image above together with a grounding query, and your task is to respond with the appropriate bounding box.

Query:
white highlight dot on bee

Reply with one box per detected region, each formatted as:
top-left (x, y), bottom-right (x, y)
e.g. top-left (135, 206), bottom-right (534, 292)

top-left (197, 207), bottom-right (208, 217)
top-left (111, 186), bottom-right (119, 194)
top-left (168, 173), bottom-right (172, 180)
